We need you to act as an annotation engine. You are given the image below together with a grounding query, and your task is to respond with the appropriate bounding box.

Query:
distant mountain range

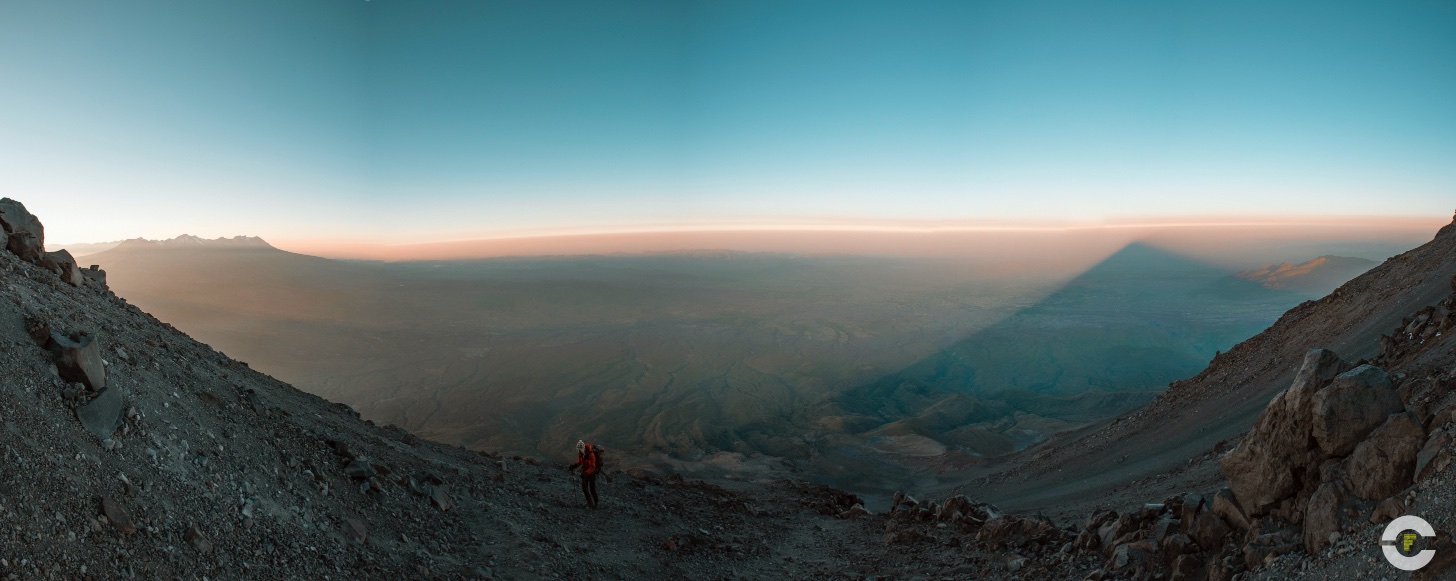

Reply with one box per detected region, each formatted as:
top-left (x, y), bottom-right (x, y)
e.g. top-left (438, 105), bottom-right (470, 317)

top-left (1234, 255), bottom-right (1377, 296)
top-left (49, 234), bottom-right (270, 256)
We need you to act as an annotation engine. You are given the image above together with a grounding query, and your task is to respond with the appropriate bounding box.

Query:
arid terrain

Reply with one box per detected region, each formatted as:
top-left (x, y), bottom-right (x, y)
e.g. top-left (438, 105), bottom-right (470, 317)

top-left (66, 231), bottom-right (1362, 500)
top-left (8, 202), bottom-right (1456, 581)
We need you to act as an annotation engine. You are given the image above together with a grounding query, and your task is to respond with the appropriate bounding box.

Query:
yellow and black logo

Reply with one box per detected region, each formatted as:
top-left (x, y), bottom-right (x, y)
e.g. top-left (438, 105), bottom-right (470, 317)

top-left (1382, 515), bottom-right (1436, 571)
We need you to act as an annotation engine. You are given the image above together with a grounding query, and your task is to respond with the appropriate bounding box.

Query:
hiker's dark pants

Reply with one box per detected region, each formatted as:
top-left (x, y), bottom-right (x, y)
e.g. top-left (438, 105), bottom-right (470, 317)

top-left (581, 473), bottom-right (599, 507)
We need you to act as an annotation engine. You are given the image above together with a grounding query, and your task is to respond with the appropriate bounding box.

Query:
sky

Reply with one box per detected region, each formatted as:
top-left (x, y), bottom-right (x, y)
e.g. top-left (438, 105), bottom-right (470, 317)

top-left (1, 0), bottom-right (1453, 254)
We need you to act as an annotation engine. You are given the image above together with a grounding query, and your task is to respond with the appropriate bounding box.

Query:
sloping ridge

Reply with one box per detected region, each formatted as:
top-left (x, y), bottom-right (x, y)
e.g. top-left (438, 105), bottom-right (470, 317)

top-left (961, 213), bottom-right (1456, 517)
top-left (0, 199), bottom-right (935, 579)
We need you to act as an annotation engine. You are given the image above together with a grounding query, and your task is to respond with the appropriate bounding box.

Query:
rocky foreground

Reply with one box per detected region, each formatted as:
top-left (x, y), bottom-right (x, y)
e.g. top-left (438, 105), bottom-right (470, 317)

top-left (4, 196), bottom-right (1456, 580)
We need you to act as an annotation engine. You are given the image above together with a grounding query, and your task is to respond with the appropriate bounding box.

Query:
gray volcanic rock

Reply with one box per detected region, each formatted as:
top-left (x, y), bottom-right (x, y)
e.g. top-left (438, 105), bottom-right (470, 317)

top-left (1310, 365), bottom-right (1402, 456)
top-left (81, 264), bottom-right (107, 288)
top-left (99, 496), bottom-right (137, 534)
top-left (76, 384), bottom-right (124, 440)
top-left (43, 249), bottom-right (84, 286)
top-left (1344, 412), bottom-right (1424, 500)
top-left (1221, 348), bottom-right (1350, 516)
top-left (48, 331), bottom-right (107, 390)
top-left (1302, 480), bottom-right (1347, 554)
top-left (0, 197), bottom-right (44, 261)
top-left (1282, 348), bottom-right (1354, 413)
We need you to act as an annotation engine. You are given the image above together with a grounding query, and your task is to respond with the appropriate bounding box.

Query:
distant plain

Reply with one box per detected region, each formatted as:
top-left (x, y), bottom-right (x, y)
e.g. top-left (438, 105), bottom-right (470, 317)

top-left (76, 228), bottom-right (1399, 497)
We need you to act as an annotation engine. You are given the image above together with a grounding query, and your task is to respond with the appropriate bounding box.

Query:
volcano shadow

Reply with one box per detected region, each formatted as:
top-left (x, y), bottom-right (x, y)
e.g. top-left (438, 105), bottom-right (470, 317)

top-left (821, 242), bottom-right (1302, 461)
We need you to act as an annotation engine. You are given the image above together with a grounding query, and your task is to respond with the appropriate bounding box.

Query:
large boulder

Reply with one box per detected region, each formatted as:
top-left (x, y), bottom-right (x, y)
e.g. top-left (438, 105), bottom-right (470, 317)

top-left (43, 250), bottom-right (84, 286)
top-left (1222, 348), bottom-right (1350, 515)
top-left (48, 331), bottom-right (107, 390)
top-left (0, 197), bottom-right (44, 261)
top-left (1310, 365), bottom-right (1402, 456)
top-left (1346, 413), bottom-right (1425, 500)
top-left (1303, 480), bottom-right (1347, 554)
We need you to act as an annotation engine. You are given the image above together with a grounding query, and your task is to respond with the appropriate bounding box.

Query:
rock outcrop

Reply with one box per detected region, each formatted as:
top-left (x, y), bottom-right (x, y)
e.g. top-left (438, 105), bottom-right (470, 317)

top-left (1215, 280), bottom-right (1456, 577)
top-left (82, 264), bottom-right (107, 287)
top-left (1221, 353), bottom-right (1409, 522)
top-left (1221, 348), bottom-right (1351, 516)
top-left (0, 197), bottom-right (107, 290)
top-left (0, 197), bottom-right (44, 261)
top-left (42, 249), bottom-right (84, 286)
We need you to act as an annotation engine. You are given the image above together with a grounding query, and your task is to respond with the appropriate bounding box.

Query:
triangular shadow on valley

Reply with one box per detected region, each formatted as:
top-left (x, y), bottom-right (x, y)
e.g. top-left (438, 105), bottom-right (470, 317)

top-left (818, 241), bottom-right (1299, 457)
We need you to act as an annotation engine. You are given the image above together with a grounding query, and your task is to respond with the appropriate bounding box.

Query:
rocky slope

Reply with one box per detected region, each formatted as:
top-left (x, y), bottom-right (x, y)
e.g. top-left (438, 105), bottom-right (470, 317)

top-left (958, 213), bottom-right (1456, 518)
top-left (83, 233), bottom-right (1311, 502)
top-left (0, 198), bottom-right (927, 579)
top-left (5, 195), bottom-right (1456, 580)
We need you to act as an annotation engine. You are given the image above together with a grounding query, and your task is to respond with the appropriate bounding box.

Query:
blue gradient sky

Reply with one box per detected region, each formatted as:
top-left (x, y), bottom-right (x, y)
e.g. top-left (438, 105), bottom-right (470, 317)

top-left (1, 0), bottom-right (1453, 248)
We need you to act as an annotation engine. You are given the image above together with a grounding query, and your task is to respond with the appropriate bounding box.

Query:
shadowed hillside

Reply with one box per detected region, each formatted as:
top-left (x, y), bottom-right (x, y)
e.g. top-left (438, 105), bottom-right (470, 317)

top-left (796, 243), bottom-right (1307, 497)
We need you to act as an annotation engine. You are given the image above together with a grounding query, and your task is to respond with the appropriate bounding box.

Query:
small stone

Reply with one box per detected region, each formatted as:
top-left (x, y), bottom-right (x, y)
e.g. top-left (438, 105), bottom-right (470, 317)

top-left (343, 459), bottom-right (375, 480)
top-left (430, 485), bottom-right (453, 511)
top-left (1369, 497), bottom-right (1403, 524)
top-left (99, 497), bottom-right (135, 534)
top-left (1008, 556), bottom-right (1027, 572)
top-left (345, 518), bottom-right (367, 543)
top-left (185, 526), bottom-right (212, 553)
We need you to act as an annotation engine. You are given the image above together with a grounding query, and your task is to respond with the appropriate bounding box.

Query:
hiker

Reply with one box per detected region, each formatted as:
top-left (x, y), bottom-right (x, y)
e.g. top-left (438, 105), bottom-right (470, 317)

top-left (567, 439), bottom-right (604, 508)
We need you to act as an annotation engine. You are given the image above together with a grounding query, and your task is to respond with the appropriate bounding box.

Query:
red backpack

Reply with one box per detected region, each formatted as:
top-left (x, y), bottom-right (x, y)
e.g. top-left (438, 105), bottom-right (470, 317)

top-left (581, 444), bottom-right (602, 475)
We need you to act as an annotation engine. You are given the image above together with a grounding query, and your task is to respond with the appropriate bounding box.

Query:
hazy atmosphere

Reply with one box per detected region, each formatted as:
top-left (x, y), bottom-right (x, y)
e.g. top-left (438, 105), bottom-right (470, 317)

top-left (3, 0), bottom-right (1452, 254)
top-left (4, 2), bottom-right (1456, 578)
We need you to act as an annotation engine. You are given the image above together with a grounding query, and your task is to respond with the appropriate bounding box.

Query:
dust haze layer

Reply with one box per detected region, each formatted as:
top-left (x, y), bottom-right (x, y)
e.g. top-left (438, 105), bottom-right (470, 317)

top-left (15, 196), bottom-right (1456, 580)
top-left (78, 227), bottom-right (1393, 499)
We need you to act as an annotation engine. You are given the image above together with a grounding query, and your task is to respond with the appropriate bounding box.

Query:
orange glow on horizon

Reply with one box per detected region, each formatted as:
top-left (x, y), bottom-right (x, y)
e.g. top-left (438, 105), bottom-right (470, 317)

top-left (265, 213), bottom-right (1451, 262)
